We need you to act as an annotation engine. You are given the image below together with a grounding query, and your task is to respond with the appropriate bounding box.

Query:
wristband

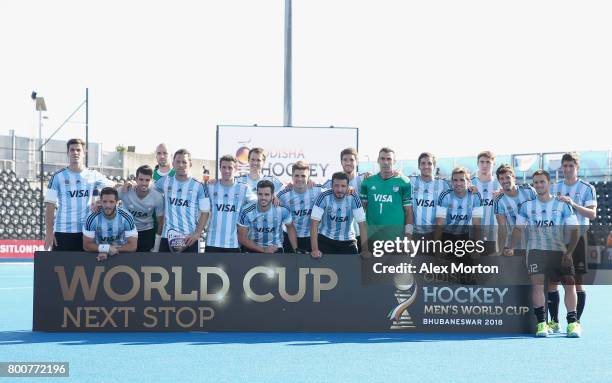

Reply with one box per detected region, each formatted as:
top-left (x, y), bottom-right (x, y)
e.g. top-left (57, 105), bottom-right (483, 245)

top-left (98, 244), bottom-right (111, 253)
top-left (405, 224), bottom-right (414, 235)
top-left (152, 234), bottom-right (162, 252)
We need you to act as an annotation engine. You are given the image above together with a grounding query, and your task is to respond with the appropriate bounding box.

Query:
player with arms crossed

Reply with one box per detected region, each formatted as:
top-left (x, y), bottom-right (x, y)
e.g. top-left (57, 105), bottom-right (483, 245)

top-left (469, 151), bottom-right (502, 254)
top-left (83, 187), bottom-right (137, 261)
top-left (493, 164), bottom-right (536, 257)
top-left (507, 170), bottom-right (581, 337)
top-left (154, 149), bottom-right (210, 253)
top-left (311, 172), bottom-right (369, 257)
top-left (45, 138), bottom-right (115, 251)
top-left (277, 161), bottom-right (323, 253)
top-left (435, 167), bottom-right (483, 244)
top-left (360, 147), bottom-right (412, 246)
top-left (238, 180), bottom-right (298, 253)
top-left (118, 165), bottom-right (164, 252)
top-left (547, 153), bottom-right (597, 332)
top-left (206, 155), bottom-right (254, 253)
top-left (408, 152), bottom-right (448, 246)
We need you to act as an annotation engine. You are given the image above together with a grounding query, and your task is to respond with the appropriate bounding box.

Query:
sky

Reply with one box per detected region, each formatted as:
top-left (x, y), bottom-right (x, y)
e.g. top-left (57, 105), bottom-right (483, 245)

top-left (1, 0), bottom-right (611, 162)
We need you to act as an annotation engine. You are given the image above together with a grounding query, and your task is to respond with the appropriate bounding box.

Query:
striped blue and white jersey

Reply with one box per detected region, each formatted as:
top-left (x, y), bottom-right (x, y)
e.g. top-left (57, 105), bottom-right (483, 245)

top-left (408, 176), bottom-right (448, 234)
top-left (470, 176), bottom-right (501, 241)
top-left (238, 203), bottom-right (292, 247)
top-left (44, 167), bottom-right (114, 233)
top-left (277, 185), bottom-right (323, 238)
top-left (83, 207), bottom-right (138, 246)
top-left (154, 176), bottom-right (210, 238)
top-left (322, 174), bottom-right (363, 236)
top-left (311, 190), bottom-right (366, 241)
top-left (207, 182), bottom-right (254, 248)
top-left (236, 174), bottom-right (284, 195)
top-left (436, 190), bottom-right (484, 235)
top-left (551, 179), bottom-right (597, 226)
top-left (493, 185), bottom-right (536, 249)
top-left (516, 196), bottom-right (578, 251)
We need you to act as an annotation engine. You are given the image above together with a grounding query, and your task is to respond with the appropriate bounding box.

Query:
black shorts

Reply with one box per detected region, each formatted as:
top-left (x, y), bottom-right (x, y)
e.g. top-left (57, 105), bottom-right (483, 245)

top-left (159, 238), bottom-right (199, 253)
top-left (527, 249), bottom-right (575, 278)
top-left (571, 234), bottom-right (589, 274)
top-left (137, 228), bottom-right (156, 252)
top-left (53, 232), bottom-right (83, 251)
top-left (283, 233), bottom-right (312, 253)
top-left (205, 246), bottom-right (241, 253)
top-left (317, 234), bottom-right (358, 255)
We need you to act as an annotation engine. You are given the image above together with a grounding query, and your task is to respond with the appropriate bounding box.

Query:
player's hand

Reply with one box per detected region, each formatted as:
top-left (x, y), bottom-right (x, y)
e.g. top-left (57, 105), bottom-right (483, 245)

top-left (90, 199), bottom-right (102, 213)
top-left (557, 195), bottom-right (572, 205)
top-left (392, 170), bottom-right (402, 177)
top-left (96, 252), bottom-right (108, 261)
top-left (562, 253), bottom-right (573, 268)
top-left (492, 189), bottom-right (504, 198)
top-left (122, 180), bottom-right (137, 192)
top-left (362, 172), bottom-right (373, 179)
top-left (311, 249), bottom-right (323, 259)
top-left (306, 179), bottom-right (316, 189)
top-left (263, 246), bottom-right (278, 254)
top-left (468, 185), bottom-right (478, 193)
top-left (272, 195), bottom-right (281, 207)
top-left (44, 232), bottom-right (57, 250)
top-left (502, 248), bottom-right (514, 256)
top-left (207, 178), bottom-right (217, 185)
top-left (108, 246), bottom-right (119, 256)
top-left (360, 249), bottom-right (372, 259)
top-left (185, 232), bottom-right (201, 248)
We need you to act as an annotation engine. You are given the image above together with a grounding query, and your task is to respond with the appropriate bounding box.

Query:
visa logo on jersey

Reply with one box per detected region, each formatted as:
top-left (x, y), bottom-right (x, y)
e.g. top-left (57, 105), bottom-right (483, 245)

top-left (293, 209), bottom-right (312, 217)
top-left (416, 198), bottom-right (435, 207)
top-left (256, 227), bottom-right (276, 233)
top-left (450, 214), bottom-right (469, 221)
top-left (215, 204), bottom-right (237, 212)
top-left (535, 220), bottom-right (555, 227)
top-left (374, 194), bottom-right (393, 202)
top-left (169, 197), bottom-right (190, 207)
top-left (329, 215), bottom-right (349, 222)
top-left (482, 199), bottom-right (494, 207)
top-left (129, 210), bottom-right (149, 218)
top-left (68, 190), bottom-right (90, 198)
top-left (100, 235), bottom-right (119, 242)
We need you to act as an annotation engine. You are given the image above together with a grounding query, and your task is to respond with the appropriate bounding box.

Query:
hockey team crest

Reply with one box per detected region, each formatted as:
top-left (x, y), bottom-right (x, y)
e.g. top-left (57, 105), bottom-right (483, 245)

top-left (167, 229), bottom-right (189, 252)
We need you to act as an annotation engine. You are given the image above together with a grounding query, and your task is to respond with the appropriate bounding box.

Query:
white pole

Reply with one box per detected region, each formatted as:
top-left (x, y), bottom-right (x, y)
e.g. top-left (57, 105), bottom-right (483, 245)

top-left (283, 0), bottom-right (292, 127)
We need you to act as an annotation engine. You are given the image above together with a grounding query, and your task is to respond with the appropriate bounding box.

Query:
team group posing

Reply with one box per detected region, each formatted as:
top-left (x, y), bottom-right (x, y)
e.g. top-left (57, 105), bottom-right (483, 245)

top-left (44, 138), bottom-right (597, 338)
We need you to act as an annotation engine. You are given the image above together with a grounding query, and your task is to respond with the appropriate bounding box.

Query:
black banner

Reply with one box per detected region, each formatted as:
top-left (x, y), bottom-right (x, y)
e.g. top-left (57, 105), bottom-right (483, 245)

top-left (33, 252), bottom-right (535, 332)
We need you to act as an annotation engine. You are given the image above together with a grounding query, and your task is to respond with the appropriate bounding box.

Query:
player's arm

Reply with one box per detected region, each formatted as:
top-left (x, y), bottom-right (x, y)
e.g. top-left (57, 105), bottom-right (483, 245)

top-left (506, 205), bottom-right (527, 256)
top-left (237, 225), bottom-right (265, 253)
top-left (496, 214), bottom-right (508, 255)
top-left (471, 194), bottom-right (484, 241)
top-left (402, 181), bottom-right (414, 240)
top-left (43, 176), bottom-right (60, 250)
top-left (562, 207), bottom-right (580, 265)
top-left (310, 200), bottom-right (325, 258)
top-left (285, 222), bottom-right (299, 252)
top-left (434, 193), bottom-right (449, 242)
top-left (186, 184), bottom-right (211, 247)
top-left (115, 237), bottom-right (137, 253)
top-left (359, 181), bottom-right (368, 210)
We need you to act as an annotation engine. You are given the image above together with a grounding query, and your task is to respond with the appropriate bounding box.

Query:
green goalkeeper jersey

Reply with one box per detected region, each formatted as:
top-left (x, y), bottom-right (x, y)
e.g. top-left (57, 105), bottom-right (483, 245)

top-left (360, 174), bottom-right (412, 240)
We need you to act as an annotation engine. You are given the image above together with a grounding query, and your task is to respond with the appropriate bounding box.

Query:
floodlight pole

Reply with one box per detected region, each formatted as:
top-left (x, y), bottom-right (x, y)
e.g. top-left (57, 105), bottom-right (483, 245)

top-left (85, 88), bottom-right (89, 167)
top-left (283, 0), bottom-right (292, 127)
top-left (38, 110), bottom-right (44, 239)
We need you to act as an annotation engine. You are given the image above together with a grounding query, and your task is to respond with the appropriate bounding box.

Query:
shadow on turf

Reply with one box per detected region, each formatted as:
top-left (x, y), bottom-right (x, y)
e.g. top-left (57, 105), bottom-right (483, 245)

top-left (0, 331), bottom-right (529, 346)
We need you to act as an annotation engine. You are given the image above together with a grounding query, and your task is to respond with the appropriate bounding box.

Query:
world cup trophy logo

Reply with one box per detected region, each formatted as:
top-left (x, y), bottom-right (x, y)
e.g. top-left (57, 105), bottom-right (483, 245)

top-left (167, 229), bottom-right (189, 253)
top-left (389, 273), bottom-right (417, 329)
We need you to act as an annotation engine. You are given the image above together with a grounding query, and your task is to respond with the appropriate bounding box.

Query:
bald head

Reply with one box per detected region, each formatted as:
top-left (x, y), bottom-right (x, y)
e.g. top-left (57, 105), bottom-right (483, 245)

top-left (156, 143), bottom-right (170, 167)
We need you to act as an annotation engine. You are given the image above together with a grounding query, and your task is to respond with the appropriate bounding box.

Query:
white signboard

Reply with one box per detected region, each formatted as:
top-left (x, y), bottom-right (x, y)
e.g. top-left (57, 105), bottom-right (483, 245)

top-left (216, 125), bottom-right (358, 183)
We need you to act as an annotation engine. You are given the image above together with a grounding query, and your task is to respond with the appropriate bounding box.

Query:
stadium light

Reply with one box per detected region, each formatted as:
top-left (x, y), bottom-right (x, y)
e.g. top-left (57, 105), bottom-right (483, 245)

top-left (32, 92), bottom-right (47, 239)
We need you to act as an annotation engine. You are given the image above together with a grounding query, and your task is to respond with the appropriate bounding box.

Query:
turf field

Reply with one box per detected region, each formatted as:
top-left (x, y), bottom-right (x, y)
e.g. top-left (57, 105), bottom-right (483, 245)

top-left (1, 262), bottom-right (610, 383)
